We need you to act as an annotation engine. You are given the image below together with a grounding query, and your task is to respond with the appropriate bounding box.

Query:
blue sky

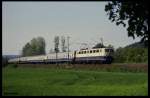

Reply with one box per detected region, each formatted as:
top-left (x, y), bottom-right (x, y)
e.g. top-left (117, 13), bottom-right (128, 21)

top-left (2, 2), bottom-right (141, 55)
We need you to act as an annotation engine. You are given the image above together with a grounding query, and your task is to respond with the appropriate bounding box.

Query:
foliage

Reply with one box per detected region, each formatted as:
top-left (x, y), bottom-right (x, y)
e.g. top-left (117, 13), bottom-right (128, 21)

top-left (54, 36), bottom-right (59, 53)
top-left (113, 47), bottom-right (148, 63)
top-left (107, 44), bottom-right (114, 48)
top-left (2, 67), bottom-right (148, 96)
top-left (105, 1), bottom-right (148, 46)
top-left (92, 43), bottom-right (114, 49)
top-left (92, 43), bottom-right (105, 48)
top-left (61, 36), bottom-right (67, 52)
top-left (22, 37), bottom-right (46, 56)
top-left (125, 41), bottom-right (148, 48)
top-left (22, 43), bottom-right (32, 56)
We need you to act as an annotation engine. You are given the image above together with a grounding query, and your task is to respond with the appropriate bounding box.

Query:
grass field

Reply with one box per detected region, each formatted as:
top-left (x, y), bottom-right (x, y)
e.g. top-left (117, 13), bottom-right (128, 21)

top-left (2, 66), bottom-right (148, 96)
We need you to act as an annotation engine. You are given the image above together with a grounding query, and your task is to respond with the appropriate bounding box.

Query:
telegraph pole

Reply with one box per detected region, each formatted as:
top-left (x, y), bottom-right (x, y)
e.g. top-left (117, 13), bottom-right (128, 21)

top-left (67, 36), bottom-right (70, 65)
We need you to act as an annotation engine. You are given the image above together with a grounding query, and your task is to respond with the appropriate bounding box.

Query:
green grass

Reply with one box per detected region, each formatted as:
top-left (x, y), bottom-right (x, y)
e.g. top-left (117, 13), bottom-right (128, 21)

top-left (2, 67), bottom-right (148, 96)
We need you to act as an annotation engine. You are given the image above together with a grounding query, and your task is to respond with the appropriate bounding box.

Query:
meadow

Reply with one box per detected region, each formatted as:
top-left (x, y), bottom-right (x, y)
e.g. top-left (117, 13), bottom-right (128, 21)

top-left (2, 64), bottom-right (148, 96)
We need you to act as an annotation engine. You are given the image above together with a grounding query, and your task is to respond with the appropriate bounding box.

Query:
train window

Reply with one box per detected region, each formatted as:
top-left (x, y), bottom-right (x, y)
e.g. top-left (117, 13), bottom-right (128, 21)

top-left (93, 50), bottom-right (95, 53)
top-left (87, 51), bottom-right (89, 53)
top-left (110, 49), bottom-right (114, 52)
top-left (84, 51), bottom-right (86, 54)
top-left (90, 50), bottom-right (92, 53)
top-left (96, 50), bottom-right (99, 52)
top-left (105, 49), bottom-right (109, 52)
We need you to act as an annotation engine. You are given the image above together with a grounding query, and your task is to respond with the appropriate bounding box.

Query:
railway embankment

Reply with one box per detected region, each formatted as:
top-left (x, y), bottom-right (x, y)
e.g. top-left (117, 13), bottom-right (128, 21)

top-left (7, 63), bottom-right (148, 73)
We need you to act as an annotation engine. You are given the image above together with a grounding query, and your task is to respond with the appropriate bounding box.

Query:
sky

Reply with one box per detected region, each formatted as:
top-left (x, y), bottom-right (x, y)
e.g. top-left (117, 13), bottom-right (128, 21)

top-left (2, 2), bottom-right (141, 55)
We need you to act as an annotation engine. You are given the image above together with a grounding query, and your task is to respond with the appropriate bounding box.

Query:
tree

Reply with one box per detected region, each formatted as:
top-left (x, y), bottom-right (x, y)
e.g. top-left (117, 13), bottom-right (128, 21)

top-left (105, 1), bottom-right (148, 46)
top-left (22, 37), bottom-right (46, 56)
top-left (92, 43), bottom-right (105, 49)
top-left (61, 36), bottom-right (67, 52)
top-left (36, 37), bottom-right (46, 55)
top-left (113, 46), bottom-right (148, 63)
top-left (30, 38), bottom-right (38, 55)
top-left (54, 36), bottom-right (59, 53)
top-left (22, 42), bottom-right (32, 56)
top-left (54, 36), bottom-right (59, 64)
top-left (107, 44), bottom-right (114, 48)
top-left (113, 47), bottom-right (126, 63)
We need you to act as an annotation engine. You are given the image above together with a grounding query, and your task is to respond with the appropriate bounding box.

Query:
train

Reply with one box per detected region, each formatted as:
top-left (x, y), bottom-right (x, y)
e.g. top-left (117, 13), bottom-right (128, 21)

top-left (8, 48), bottom-right (114, 64)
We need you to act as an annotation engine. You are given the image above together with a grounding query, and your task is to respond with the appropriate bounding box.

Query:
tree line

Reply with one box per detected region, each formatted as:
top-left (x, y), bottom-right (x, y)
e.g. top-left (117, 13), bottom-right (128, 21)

top-left (22, 36), bottom-right (67, 56)
top-left (112, 44), bottom-right (148, 63)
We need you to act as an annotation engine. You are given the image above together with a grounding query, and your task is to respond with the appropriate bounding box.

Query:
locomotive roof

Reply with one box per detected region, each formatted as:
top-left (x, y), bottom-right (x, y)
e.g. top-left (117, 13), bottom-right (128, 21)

top-left (79, 47), bottom-right (113, 51)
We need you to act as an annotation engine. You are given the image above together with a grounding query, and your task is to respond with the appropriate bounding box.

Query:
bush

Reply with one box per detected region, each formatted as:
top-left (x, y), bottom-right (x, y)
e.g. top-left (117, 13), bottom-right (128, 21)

top-left (113, 47), bottom-right (148, 63)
